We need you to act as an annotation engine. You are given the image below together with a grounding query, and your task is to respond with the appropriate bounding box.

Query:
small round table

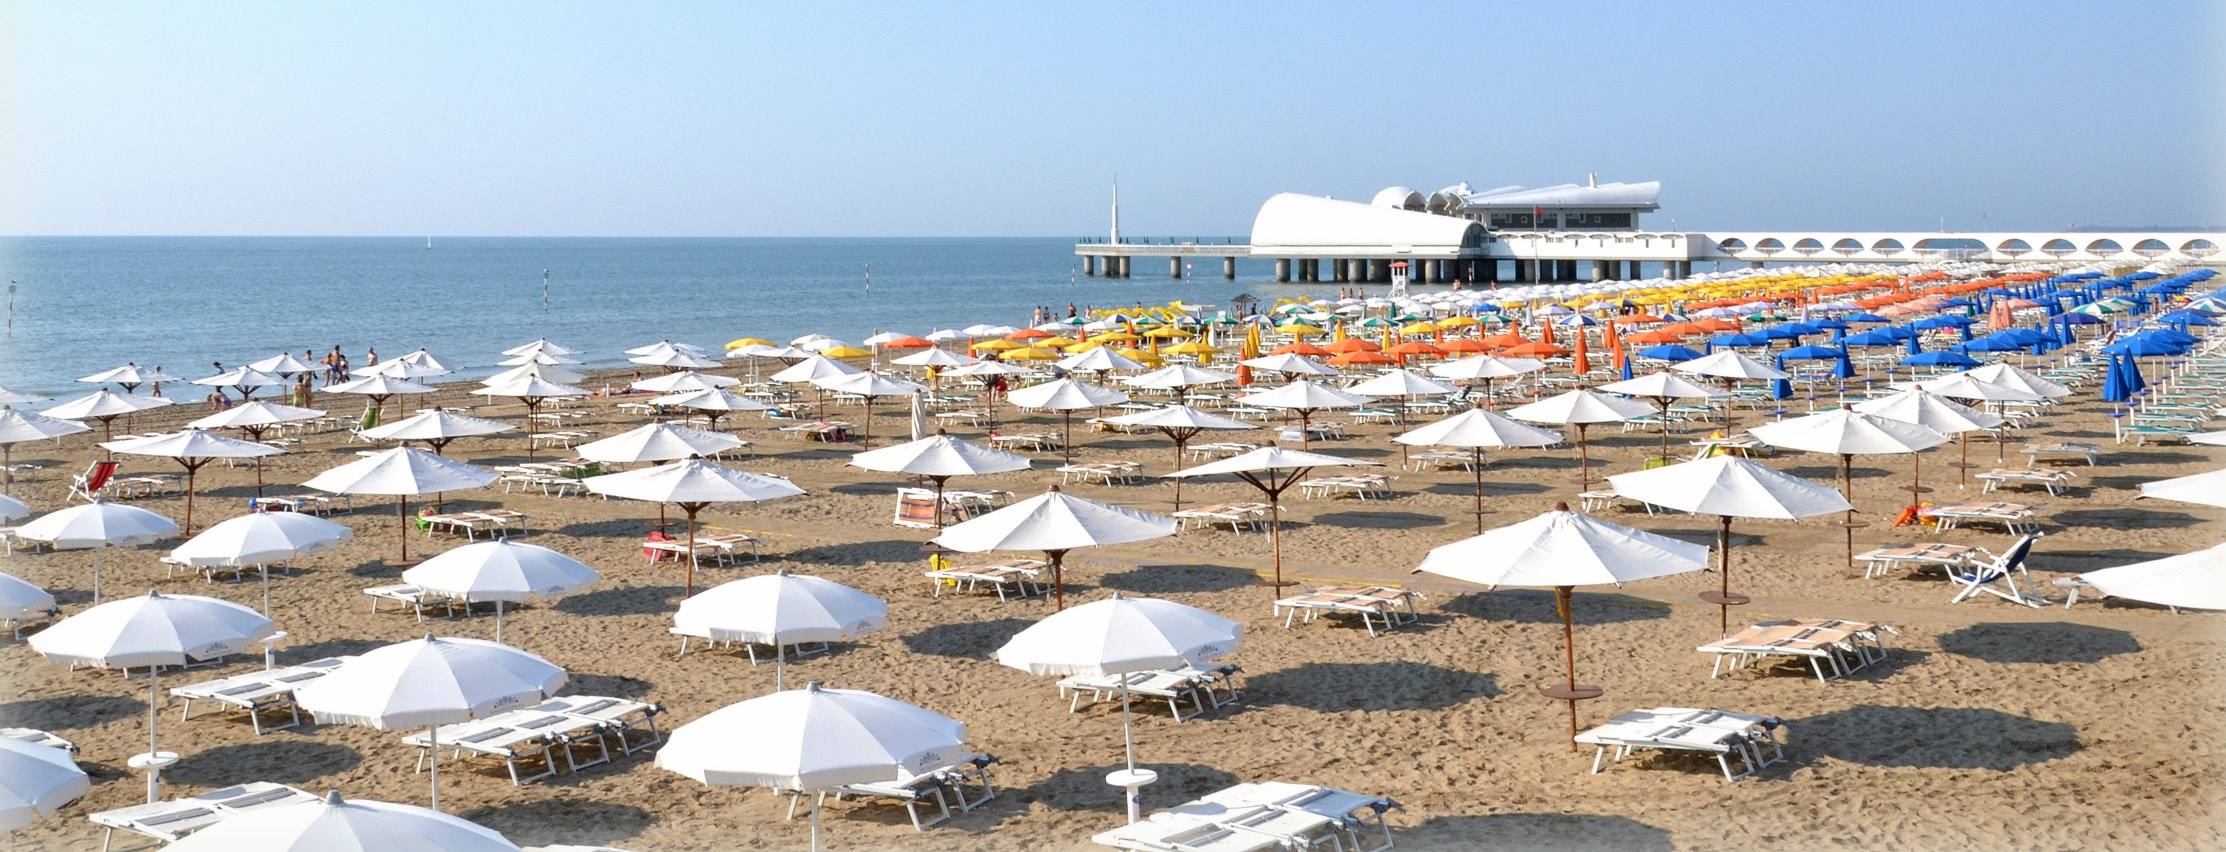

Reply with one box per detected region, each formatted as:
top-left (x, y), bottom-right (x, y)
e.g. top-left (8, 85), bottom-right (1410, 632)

top-left (1106, 768), bottom-right (1159, 825)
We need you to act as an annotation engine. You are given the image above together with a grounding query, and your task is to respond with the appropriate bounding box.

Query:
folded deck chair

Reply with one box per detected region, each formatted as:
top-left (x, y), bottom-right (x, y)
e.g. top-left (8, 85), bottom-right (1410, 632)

top-left (893, 488), bottom-right (940, 529)
top-left (1948, 534), bottom-right (2043, 607)
top-left (68, 459), bottom-right (120, 503)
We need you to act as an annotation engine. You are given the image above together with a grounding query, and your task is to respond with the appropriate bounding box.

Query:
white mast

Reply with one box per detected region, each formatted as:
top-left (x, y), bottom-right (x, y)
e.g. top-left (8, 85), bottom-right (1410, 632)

top-left (1110, 175), bottom-right (1120, 244)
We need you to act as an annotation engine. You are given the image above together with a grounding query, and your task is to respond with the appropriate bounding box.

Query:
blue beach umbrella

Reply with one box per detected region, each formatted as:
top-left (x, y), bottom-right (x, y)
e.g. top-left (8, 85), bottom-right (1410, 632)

top-left (1780, 344), bottom-right (1842, 360)
top-left (1636, 344), bottom-right (1704, 362)
top-left (1902, 350), bottom-right (1980, 368)
top-left (1833, 346), bottom-right (1855, 379)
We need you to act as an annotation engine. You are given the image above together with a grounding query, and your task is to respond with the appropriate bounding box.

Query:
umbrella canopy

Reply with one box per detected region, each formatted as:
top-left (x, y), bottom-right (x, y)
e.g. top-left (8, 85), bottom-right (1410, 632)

top-left (932, 488), bottom-right (1175, 608)
top-left (1507, 389), bottom-right (1653, 425)
top-left (15, 501), bottom-right (179, 603)
top-left (0, 388), bottom-right (45, 405)
top-left (30, 591), bottom-right (276, 802)
top-left (1853, 388), bottom-right (2004, 434)
top-left (78, 363), bottom-right (183, 389)
top-left (472, 375), bottom-right (589, 401)
top-left (1100, 405), bottom-right (1256, 511)
top-left (1058, 347), bottom-right (1146, 373)
top-left (1346, 369), bottom-right (1456, 399)
top-left (304, 447), bottom-right (496, 564)
top-left (578, 422), bottom-right (743, 464)
top-left (42, 390), bottom-right (174, 439)
top-left (169, 509), bottom-right (354, 568)
top-left (1959, 363), bottom-right (2074, 399)
top-left (357, 410), bottom-right (514, 449)
top-left (583, 459), bottom-right (805, 594)
top-left (1122, 364), bottom-right (1237, 390)
top-left (101, 429), bottom-right (282, 532)
top-left (0, 406), bottom-right (93, 492)
top-left (651, 387), bottom-right (772, 415)
top-left (1672, 350), bottom-right (1790, 381)
top-left (1236, 379), bottom-right (1364, 413)
top-left (630, 370), bottom-right (742, 393)
top-left (402, 541), bottom-right (599, 643)
top-left (1238, 353), bottom-right (1342, 377)
top-left (813, 372), bottom-right (929, 398)
top-left (769, 355), bottom-right (863, 384)
top-left (1165, 447), bottom-right (1377, 590)
top-left (0, 493), bottom-right (23, 521)
top-left (246, 353), bottom-right (321, 375)
top-left (191, 367), bottom-right (286, 395)
top-left (166, 791), bottom-right (521, 852)
top-left (1749, 409), bottom-right (1949, 456)
top-left (1920, 373), bottom-right (2047, 405)
top-left (324, 375), bottom-right (438, 398)
top-left (1427, 354), bottom-right (1545, 381)
top-left (480, 362), bottom-right (586, 387)
top-left (0, 571), bottom-right (57, 623)
top-left (674, 570), bottom-right (886, 688)
top-left (1609, 457), bottom-right (1850, 632)
top-left (496, 351), bottom-right (581, 367)
top-left (295, 636), bottom-right (565, 809)
top-left (2075, 542), bottom-right (2226, 611)
top-left (849, 432), bottom-right (1031, 479)
top-left (189, 401), bottom-right (325, 432)
top-left (1598, 370), bottom-right (1726, 400)
top-left (1008, 378), bottom-right (1129, 410)
top-left (892, 348), bottom-right (974, 369)
top-left (1395, 408), bottom-right (1562, 533)
top-left (630, 349), bottom-right (725, 370)
top-left (501, 338), bottom-right (576, 357)
top-left (0, 735), bottom-right (89, 832)
top-left (2137, 468), bottom-right (2226, 509)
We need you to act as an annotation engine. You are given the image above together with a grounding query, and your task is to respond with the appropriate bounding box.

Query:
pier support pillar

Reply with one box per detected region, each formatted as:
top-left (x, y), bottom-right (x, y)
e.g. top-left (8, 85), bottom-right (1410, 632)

top-left (1223, 256), bottom-right (1237, 279)
top-left (1084, 255), bottom-right (1098, 276)
top-left (1117, 256), bottom-right (1132, 278)
top-left (1171, 256), bottom-right (1183, 279)
top-left (1676, 260), bottom-right (1692, 278)
top-left (1331, 259), bottom-right (1346, 283)
top-left (1592, 260), bottom-right (1611, 281)
top-left (1275, 258), bottom-right (1290, 282)
top-left (1750, 260), bottom-right (1766, 269)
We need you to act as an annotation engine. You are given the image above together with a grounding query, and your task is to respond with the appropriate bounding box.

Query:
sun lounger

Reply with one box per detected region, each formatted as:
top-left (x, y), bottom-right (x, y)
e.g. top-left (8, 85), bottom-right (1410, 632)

top-left (68, 460), bottom-right (119, 503)
top-left (2021, 442), bottom-right (2100, 466)
top-left (1058, 461), bottom-right (1147, 485)
top-left (1578, 489), bottom-right (1659, 515)
top-left (926, 558), bottom-right (1047, 602)
top-left (1574, 707), bottom-right (1785, 781)
top-left (1093, 781), bottom-right (1401, 852)
top-left (405, 705), bottom-right (618, 784)
top-left (363, 583), bottom-right (457, 621)
top-left (1297, 474), bottom-right (1389, 500)
top-left (90, 782), bottom-right (318, 850)
top-left (825, 754), bottom-right (999, 832)
top-left (1060, 666), bottom-right (1240, 721)
top-left (1273, 586), bottom-right (1422, 636)
top-left (1697, 619), bottom-right (1889, 683)
top-left (421, 510), bottom-right (529, 540)
top-left (1172, 502), bottom-right (1271, 534)
top-left (1948, 534), bottom-right (2042, 607)
top-left (894, 488), bottom-right (941, 528)
top-left (171, 656), bottom-right (354, 734)
top-left (1184, 441), bottom-right (1259, 460)
top-left (1406, 449), bottom-right (1478, 472)
top-left (1977, 468), bottom-right (2075, 496)
top-left (1855, 542), bottom-right (1984, 579)
top-left (670, 628), bottom-right (831, 664)
top-left (6, 594), bottom-right (59, 638)
top-left (524, 695), bottom-right (666, 755)
top-left (0, 727), bottom-right (77, 754)
top-left (1922, 501), bottom-right (2041, 535)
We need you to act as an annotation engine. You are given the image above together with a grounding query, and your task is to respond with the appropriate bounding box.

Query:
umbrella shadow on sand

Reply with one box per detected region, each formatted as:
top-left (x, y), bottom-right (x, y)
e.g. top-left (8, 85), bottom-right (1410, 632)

top-left (785, 539), bottom-right (932, 567)
top-left (2051, 507), bottom-right (2203, 530)
top-left (1313, 511), bottom-right (1445, 530)
top-left (901, 618), bottom-right (1037, 660)
top-left (0, 694), bottom-right (143, 729)
top-left (1098, 563), bottom-right (1258, 595)
top-left (462, 798), bottom-right (655, 848)
top-left (563, 671), bottom-right (656, 700)
top-left (555, 585), bottom-right (686, 617)
top-left (1015, 762), bottom-right (1241, 814)
top-left (1404, 814), bottom-right (1673, 851)
top-left (167, 741), bottom-right (362, 786)
top-left (1441, 589), bottom-right (1671, 626)
top-left (1795, 705), bottom-right (2080, 770)
top-left (1245, 662), bottom-right (1498, 713)
top-left (280, 637), bottom-right (388, 663)
top-left (1936, 622), bottom-right (2141, 664)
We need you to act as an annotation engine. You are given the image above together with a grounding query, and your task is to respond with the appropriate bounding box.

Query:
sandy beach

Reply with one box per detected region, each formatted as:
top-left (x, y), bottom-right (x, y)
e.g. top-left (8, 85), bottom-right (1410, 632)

top-left (3, 368), bottom-right (2222, 851)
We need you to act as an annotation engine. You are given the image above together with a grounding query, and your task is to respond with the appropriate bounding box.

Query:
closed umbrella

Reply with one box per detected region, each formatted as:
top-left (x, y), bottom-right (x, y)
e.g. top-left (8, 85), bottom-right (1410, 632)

top-left (582, 459), bottom-right (805, 595)
top-left (30, 591), bottom-right (276, 801)
top-left (302, 447), bottom-right (496, 565)
top-left (14, 501), bottom-right (178, 603)
top-left (995, 594), bottom-right (1239, 823)
top-left (0, 406), bottom-right (90, 493)
top-left (402, 541), bottom-right (599, 642)
top-left (656, 684), bottom-right (969, 851)
top-left (1394, 408), bottom-right (1562, 533)
top-left (1507, 389), bottom-right (1653, 493)
top-left (0, 735), bottom-right (89, 831)
top-left (672, 570), bottom-right (886, 688)
top-left (1609, 457), bottom-right (1850, 633)
top-left (849, 431), bottom-right (1031, 528)
top-left (1750, 410), bottom-right (1948, 566)
top-left (1101, 406), bottom-right (1255, 511)
top-left (1416, 505), bottom-right (1708, 744)
top-left (1165, 447), bottom-right (1378, 594)
top-left (1007, 378), bottom-right (1131, 463)
top-left (166, 791), bottom-right (521, 852)
top-left (932, 486), bottom-right (1175, 609)
top-left (170, 511), bottom-right (353, 613)
top-left (101, 429), bottom-right (281, 533)
top-left (295, 636), bottom-right (565, 810)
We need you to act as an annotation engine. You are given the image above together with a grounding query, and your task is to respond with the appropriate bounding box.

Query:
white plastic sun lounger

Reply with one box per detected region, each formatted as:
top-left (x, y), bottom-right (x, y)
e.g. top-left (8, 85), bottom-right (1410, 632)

top-left (1096, 781), bottom-right (1401, 852)
top-left (405, 710), bottom-right (605, 785)
top-left (670, 628), bottom-right (831, 663)
top-left (0, 727), bottom-right (76, 754)
top-left (363, 583), bottom-right (456, 620)
top-left (1574, 707), bottom-right (1784, 781)
top-left (91, 782), bottom-right (318, 851)
top-left (1697, 620), bottom-right (1888, 683)
top-left (525, 695), bottom-right (666, 756)
top-left (171, 656), bottom-right (354, 734)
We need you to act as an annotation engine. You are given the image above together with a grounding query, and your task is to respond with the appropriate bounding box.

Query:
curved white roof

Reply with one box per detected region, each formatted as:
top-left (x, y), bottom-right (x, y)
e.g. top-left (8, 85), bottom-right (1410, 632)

top-left (1371, 187), bottom-right (1424, 210)
top-left (1462, 181), bottom-right (1660, 210)
top-left (1250, 194), bottom-right (1484, 255)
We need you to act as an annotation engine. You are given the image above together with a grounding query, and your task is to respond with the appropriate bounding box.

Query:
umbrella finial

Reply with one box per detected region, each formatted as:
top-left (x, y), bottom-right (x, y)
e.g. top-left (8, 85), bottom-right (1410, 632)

top-left (1048, 484), bottom-right (1062, 493)
top-left (1552, 501), bottom-right (1570, 512)
top-left (322, 789), bottom-right (345, 805)
top-left (803, 680), bottom-right (823, 693)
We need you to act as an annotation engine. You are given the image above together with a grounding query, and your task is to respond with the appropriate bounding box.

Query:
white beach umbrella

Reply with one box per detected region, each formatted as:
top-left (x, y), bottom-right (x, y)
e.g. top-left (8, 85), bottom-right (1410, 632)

top-left (1957, 363), bottom-right (2073, 399)
top-left (1507, 389), bottom-right (1654, 492)
top-left (1238, 352), bottom-right (1342, 378)
top-left (360, 358), bottom-right (452, 381)
top-left (170, 511), bottom-right (353, 613)
top-left (77, 363), bottom-right (182, 393)
top-left (295, 636), bottom-right (565, 810)
top-left (812, 373), bottom-right (930, 447)
top-left (14, 501), bottom-right (179, 603)
top-left (480, 361), bottom-right (587, 387)
top-left (578, 422), bottom-right (743, 465)
top-left (1347, 368), bottom-right (1456, 400)
top-left (923, 328), bottom-right (965, 343)
top-left (770, 354), bottom-right (863, 384)
top-left (650, 387), bottom-right (772, 431)
top-left (1234, 379), bottom-right (1365, 449)
top-left (946, 359), bottom-right (1027, 378)
top-left (29, 591), bottom-right (275, 802)
top-left (100, 429), bottom-right (282, 532)
top-left (891, 348), bottom-right (973, 369)
top-left (2074, 542), bottom-right (2226, 612)
top-left (0, 387), bottom-right (47, 406)
top-left (302, 447), bottom-right (496, 565)
top-left (1916, 373), bottom-right (2048, 465)
top-left (1599, 370), bottom-right (1730, 460)
top-left (0, 736), bottom-right (89, 832)
top-left (496, 350), bottom-right (581, 368)
top-left (582, 459), bottom-right (805, 595)
top-left (1416, 506), bottom-right (1709, 742)
top-left (1608, 457), bottom-right (1851, 633)
top-left (1853, 387), bottom-right (2004, 495)
top-left (1672, 350), bottom-right (1789, 426)
top-left (1101, 405), bottom-right (1256, 511)
top-left (1750, 409), bottom-right (1950, 564)
top-left (394, 348), bottom-right (455, 375)
top-left (2137, 468), bottom-right (2226, 509)
top-left (631, 349), bottom-right (725, 370)
top-left (995, 594), bottom-right (1238, 822)
top-left (1165, 447), bottom-right (1379, 592)
top-left (472, 376), bottom-right (589, 459)
top-left (634, 340), bottom-right (708, 357)
top-left (402, 541), bottom-right (599, 642)
top-left (932, 487), bottom-right (1175, 609)
top-left (322, 375), bottom-right (436, 426)
top-left (190, 367), bottom-right (286, 400)
top-left (963, 324), bottom-right (1017, 338)
top-left (2189, 430), bottom-right (2226, 447)
top-left (1008, 378), bottom-right (1130, 463)
top-left (0, 406), bottom-right (91, 493)
top-left (849, 431), bottom-right (1031, 527)
top-left (1394, 408), bottom-right (1563, 533)
top-left (357, 409), bottom-right (514, 454)
top-left (189, 400), bottom-right (326, 446)
top-left (1428, 353), bottom-right (1547, 383)
top-left (0, 571), bottom-right (57, 626)
top-left (1057, 347), bottom-right (1146, 374)
top-left (673, 570), bottom-right (886, 688)
top-left (165, 791), bottom-right (520, 852)
top-left (1121, 364), bottom-right (1237, 394)
top-left (42, 390), bottom-right (174, 443)
top-left (630, 370), bottom-right (741, 394)
top-left (501, 338), bottom-right (576, 358)
top-left (0, 493), bottom-right (24, 521)
top-left (657, 684), bottom-right (968, 851)
top-left (246, 352), bottom-right (321, 375)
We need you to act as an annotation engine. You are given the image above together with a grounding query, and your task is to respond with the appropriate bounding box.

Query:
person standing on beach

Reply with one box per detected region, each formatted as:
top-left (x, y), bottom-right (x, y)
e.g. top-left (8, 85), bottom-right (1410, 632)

top-left (366, 347), bottom-right (379, 367)
top-left (336, 353), bottom-right (350, 382)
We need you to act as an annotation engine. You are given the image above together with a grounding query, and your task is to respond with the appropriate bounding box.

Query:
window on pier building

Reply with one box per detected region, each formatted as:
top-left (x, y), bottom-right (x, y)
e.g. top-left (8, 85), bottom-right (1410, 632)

top-left (1488, 212), bottom-right (1538, 229)
top-left (1562, 212), bottom-right (1634, 229)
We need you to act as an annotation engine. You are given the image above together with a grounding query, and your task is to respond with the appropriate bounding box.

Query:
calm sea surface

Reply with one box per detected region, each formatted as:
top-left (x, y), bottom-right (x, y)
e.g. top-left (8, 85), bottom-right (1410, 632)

top-left (0, 237), bottom-right (1322, 396)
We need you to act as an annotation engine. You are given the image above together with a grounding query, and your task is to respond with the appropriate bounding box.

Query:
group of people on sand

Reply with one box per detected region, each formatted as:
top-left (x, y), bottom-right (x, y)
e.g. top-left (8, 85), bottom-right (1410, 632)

top-left (196, 345), bottom-right (381, 410)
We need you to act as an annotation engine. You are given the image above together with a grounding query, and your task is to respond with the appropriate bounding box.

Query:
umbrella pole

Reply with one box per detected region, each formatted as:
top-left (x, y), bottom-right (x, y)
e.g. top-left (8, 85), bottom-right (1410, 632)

top-left (1959, 433), bottom-right (1969, 489)
top-left (684, 505), bottom-right (702, 596)
top-left (398, 496), bottom-right (410, 564)
top-left (1555, 586), bottom-right (1582, 750)
top-left (776, 641), bottom-right (784, 691)
top-left (1063, 411), bottom-right (1074, 465)
top-left (1048, 549), bottom-right (1068, 610)
top-left (1839, 454), bottom-right (1862, 569)
top-left (1299, 410), bottom-right (1312, 449)
top-left (932, 476), bottom-right (948, 529)
top-left (3, 444), bottom-right (11, 495)
top-left (1472, 449), bottom-right (1485, 535)
top-left (495, 601), bottom-right (504, 644)
top-left (428, 724), bottom-right (440, 810)
top-left (1169, 432), bottom-right (1187, 512)
top-left (180, 459), bottom-right (200, 535)
top-left (261, 565), bottom-right (272, 615)
top-left (1120, 677), bottom-right (1138, 774)
top-left (93, 549), bottom-right (103, 605)
top-left (1715, 515), bottom-right (1734, 635)
top-left (810, 791), bottom-right (824, 852)
top-left (1574, 424), bottom-right (1591, 493)
top-left (863, 396), bottom-right (872, 448)
top-left (145, 667), bottom-right (162, 802)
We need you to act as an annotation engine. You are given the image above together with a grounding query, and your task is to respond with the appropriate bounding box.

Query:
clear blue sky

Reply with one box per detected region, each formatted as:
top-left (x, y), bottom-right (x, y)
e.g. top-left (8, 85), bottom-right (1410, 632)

top-left (3, 1), bottom-right (2219, 236)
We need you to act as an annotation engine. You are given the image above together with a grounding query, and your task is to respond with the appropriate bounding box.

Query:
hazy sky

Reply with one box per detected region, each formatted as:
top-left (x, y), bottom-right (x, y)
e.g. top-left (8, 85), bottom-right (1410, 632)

top-left (4, 1), bottom-right (2220, 237)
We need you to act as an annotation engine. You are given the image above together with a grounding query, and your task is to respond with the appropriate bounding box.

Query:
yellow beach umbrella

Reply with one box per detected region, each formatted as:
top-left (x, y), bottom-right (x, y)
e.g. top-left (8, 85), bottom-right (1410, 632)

top-left (1400, 321), bottom-right (1439, 336)
top-left (971, 339), bottom-right (1021, 352)
top-left (1037, 336), bottom-right (1078, 349)
top-left (819, 345), bottom-right (874, 360)
top-left (1435, 316), bottom-right (1478, 329)
top-left (726, 336), bottom-right (773, 350)
top-left (1090, 331), bottom-right (1142, 344)
top-left (1142, 327), bottom-right (1194, 339)
top-left (1276, 322), bottom-right (1324, 337)
top-left (1002, 347), bottom-right (1062, 361)
top-left (1164, 340), bottom-right (1221, 356)
top-left (1115, 347), bottom-right (1164, 367)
